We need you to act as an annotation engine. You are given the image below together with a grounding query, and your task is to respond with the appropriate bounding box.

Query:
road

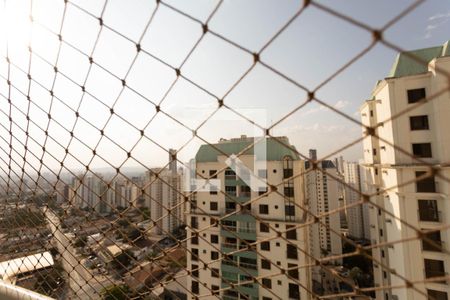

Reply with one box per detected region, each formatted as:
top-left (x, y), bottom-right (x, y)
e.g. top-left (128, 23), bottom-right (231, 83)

top-left (43, 209), bottom-right (110, 299)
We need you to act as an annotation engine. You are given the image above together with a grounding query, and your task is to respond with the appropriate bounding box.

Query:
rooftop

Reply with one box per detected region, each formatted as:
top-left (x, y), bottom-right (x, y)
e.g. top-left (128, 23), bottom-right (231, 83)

top-left (195, 136), bottom-right (300, 162)
top-left (388, 40), bottom-right (450, 78)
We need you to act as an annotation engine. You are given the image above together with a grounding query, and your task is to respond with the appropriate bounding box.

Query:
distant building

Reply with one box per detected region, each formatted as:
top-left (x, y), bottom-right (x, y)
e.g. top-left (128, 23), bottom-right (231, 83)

top-left (144, 150), bottom-right (184, 235)
top-left (305, 150), bottom-right (342, 284)
top-left (342, 161), bottom-right (369, 240)
top-left (360, 41), bottom-right (450, 300)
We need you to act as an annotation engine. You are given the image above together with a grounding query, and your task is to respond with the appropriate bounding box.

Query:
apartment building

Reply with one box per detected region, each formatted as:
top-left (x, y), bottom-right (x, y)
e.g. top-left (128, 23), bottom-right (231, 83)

top-left (144, 150), bottom-right (184, 235)
top-left (186, 136), bottom-right (311, 300)
top-left (143, 168), bottom-right (183, 235)
top-left (305, 149), bottom-right (342, 286)
top-left (360, 41), bottom-right (450, 300)
top-left (68, 174), bottom-right (108, 213)
top-left (343, 161), bottom-right (370, 240)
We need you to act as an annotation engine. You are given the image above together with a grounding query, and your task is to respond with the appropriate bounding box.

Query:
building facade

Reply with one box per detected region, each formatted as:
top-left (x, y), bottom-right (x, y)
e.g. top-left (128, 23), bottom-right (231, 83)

top-left (343, 161), bottom-right (370, 240)
top-left (186, 136), bottom-right (311, 300)
top-left (305, 151), bottom-right (342, 286)
top-left (360, 41), bottom-right (450, 300)
top-left (144, 168), bottom-right (184, 236)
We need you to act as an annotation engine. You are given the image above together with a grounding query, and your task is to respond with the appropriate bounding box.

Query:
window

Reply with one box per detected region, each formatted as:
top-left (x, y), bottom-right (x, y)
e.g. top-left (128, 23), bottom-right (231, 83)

top-left (370, 110), bottom-right (373, 117)
top-left (427, 289), bottom-right (448, 300)
top-left (210, 185), bottom-right (218, 195)
top-left (259, 204), bottom-right (269, 214)
top-left (262, 297), bottom-right (272, 300)
top-left (407, 88), bottom-right (426, 103)
top-left (191, 281), bottom-right (199, 294)
top-left (191, 264), bottom-right (198, 278)
top-left (210, 217), bottom-right (217, 227)
top-left (240, 185), bottom-right (251, 197)
top-left (211, 234), bottom-right (218, 244)
top-left (258, 169), bottom-right (267, 178)
top-left (211, 284), bottom-right (219, 295)
top-left (373, 148), bottom-right (377, 156)
top-left (258, 186), bottom-right (268, 196)
top-left (261, 259), bottom-right (271, 270)
top-left (412, 143), bottom-right (432, 158)
top-left (288, 263), bottom-right (299, 279)
top-left (285, 205), bottom-right (295, 216)
top-left (287, 244), bottom-right (298, 259)
top-left (424, 259), bottom-right (446, 280)
top-left (209, 169), bottom-right (217, 179)
top-left (262, 278), bottom-right (272, 289)
top-left (288, 283), bottom-right (300, 299)
top-left (210, 202), bottom-right (218, 211)
top-left (225, 185), bottom-right (237, 196)
top-left (284, 168), bottom-right (294, 179)
top-left (240, 257), bottom-right (257, 270)
top-left (416, 171), bottom-right (436, 193)
top-left (191, 249), bottom-right (198, 261)
top-left (260, 222), bottom-right (269, 232)
top-left (191, 217), bottom-right (198, 229)
top-left (261, 241), bottom-right (270, 251)
top-left (222, 220), bottom-right (236, 230)
top-left (410, 115), bottom-right (429, 130)
top-left (191, 235), bottom-right (198, 245)
top-left (225, 168), bottom-right (236, 180)
top-left (418, 199), bottom-right (440, 222)
top-left (211, 268), bottom-right (219, 278)
top-left (422, 231), bottom-right (442, 252)
top-left (286, 225), bottom-right (297, 240)
top-left (284, 186), bottom-right (294, 197)
top-left (211, 251), bottom-right (219, 260)
top-left (225, 201), bottom-right (236, 213)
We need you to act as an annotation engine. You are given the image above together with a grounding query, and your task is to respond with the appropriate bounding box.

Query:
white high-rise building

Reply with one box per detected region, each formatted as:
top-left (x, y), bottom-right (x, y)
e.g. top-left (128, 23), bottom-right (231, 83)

top-left (187, 136), bottom-right (311, 300)
top-left (343, 161), bottom-right (370, 240)
top-left (305, 150), bottom-right (342, 285)
top-left (144, 168), bottom-right (183, 235)
top-left (360, 41), bottom-right (450, 300)
top-left (68, 174), bottom-right (108, 213)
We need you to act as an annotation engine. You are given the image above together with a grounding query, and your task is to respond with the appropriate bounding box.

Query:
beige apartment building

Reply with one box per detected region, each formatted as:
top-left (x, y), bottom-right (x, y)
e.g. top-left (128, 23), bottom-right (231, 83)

top-left (361, 41), bottom-right (450, 300)
top-left (186, 136), bottom-right (311, 300)
top-left (305, 149), bottom-right (343, 287)
top-left (343, 161), bottom-right (370, 240)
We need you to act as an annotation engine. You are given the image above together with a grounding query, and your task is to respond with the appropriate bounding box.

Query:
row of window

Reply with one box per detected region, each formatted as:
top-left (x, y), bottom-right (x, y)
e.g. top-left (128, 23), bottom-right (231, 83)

top-left (259, 204), bottom-right (295, 216)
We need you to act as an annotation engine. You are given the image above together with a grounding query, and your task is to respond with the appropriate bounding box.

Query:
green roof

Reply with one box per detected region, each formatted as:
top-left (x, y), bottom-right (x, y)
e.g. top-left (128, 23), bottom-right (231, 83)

top-left (388, 40), bottom-right (450, 78)
top-left (195, 136), bottom-right (300, 162)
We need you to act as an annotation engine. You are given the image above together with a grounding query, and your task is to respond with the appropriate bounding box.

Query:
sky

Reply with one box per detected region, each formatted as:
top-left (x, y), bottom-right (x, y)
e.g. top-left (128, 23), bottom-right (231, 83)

top-left (0, 0), bottom-right (448, 178)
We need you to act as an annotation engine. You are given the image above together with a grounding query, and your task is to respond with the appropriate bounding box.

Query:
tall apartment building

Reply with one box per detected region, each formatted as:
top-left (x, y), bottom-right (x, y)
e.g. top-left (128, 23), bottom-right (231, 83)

top-left (68, 174), bottom-right (142, 214)
top-left (305, 150), bottom-right (342, 285)
top-left (343, 161), bottom-right (370, 240)
top-left (360, 41), bottom-right (450, 300)
top-left (144, 149), bottom-right (184, 235)
top-left (187, 136), bottom-right (311, 300)
top-left (68, 174), bottom-right (108, 213)
top-left (105, 178), bottom-right (141, 212)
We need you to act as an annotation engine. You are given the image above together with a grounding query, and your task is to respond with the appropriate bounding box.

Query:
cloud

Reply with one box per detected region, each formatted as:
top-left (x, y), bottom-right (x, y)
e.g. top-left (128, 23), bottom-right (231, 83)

top-left (301, 100), bottom-right (350, 116)
top-left (425, 11), bottom-right (450, 39)
top-left (428, 12), bottom-right (450, 21)
top-left (333, 100), bottom-right (350, 110)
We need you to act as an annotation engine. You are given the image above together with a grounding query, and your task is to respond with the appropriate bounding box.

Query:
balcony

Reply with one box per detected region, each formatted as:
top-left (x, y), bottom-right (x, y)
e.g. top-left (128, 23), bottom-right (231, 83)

top-left (221, 243), bottom-right (238, 252)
